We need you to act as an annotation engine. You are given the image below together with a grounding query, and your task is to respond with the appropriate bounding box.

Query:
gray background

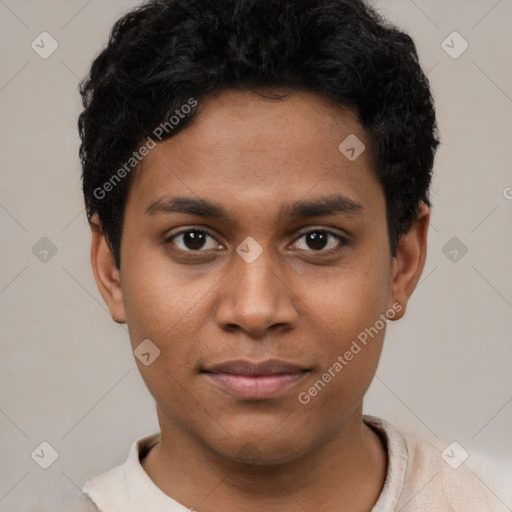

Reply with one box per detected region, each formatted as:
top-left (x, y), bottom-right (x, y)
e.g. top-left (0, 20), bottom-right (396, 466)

top-left (0, 0), bottom-right (511, 510)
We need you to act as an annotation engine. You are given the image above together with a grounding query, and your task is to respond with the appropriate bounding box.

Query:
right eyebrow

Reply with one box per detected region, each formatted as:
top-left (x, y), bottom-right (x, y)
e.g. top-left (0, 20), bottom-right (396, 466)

top-left (145, 193), bottom-right (364, 220)
top-left (145, 196), bottom-right (224, 217)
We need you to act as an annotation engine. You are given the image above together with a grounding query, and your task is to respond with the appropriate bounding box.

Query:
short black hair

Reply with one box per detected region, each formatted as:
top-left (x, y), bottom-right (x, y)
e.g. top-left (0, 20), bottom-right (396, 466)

top-left (78, 0), bottom-right (440, 269)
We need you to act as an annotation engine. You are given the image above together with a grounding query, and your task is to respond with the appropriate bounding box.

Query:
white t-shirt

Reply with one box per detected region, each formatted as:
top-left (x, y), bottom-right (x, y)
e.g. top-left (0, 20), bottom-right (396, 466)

top-left (70, 415), bottom-right (509, 511)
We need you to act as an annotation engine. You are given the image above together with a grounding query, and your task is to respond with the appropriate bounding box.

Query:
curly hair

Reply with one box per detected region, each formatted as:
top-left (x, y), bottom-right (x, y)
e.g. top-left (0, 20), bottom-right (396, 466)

top-left (78, 0), bottom-right (440, 268)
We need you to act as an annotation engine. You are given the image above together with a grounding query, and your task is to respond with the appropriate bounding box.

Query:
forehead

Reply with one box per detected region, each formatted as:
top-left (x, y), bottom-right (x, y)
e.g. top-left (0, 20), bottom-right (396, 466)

top-left (126, 89), bottom-right (384, 224)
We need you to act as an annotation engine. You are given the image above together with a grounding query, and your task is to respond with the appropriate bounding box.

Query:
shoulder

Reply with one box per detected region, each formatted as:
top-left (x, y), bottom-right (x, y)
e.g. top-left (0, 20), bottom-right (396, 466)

top-left (82, 464), bottom-right (126, 510)
top-left (396, 424), bottom-right (508, 511)
top-left (81, 432), bottom-right (161, 511)
top-left (363, 415), bottom-right (508, 511)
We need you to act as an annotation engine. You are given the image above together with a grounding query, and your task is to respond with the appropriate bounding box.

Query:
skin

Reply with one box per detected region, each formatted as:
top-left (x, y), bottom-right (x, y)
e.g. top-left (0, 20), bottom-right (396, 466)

top-left (90, 88), bottom-right (429, 511)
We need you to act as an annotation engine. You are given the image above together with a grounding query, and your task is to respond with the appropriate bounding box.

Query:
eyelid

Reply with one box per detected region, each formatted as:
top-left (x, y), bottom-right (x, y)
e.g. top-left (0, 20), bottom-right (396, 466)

top-left (294, 225), bottom-right (348, 239)
top-left (166, 227), bottom-right (223, 252)
top-left (166, 226), bottom-right (348, 253)
top-left (290, 227), bottom-right (348, 253)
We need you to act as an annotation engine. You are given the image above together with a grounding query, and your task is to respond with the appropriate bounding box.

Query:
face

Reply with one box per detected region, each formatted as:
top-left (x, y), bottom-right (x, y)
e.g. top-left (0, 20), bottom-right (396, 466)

top-left (96, 89), bottom-right (415, 464)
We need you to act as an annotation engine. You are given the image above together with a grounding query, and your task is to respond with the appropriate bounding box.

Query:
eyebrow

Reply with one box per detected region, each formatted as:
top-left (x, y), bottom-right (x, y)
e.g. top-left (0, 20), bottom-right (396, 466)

top-left (145, 194), bottom-right (364, 219)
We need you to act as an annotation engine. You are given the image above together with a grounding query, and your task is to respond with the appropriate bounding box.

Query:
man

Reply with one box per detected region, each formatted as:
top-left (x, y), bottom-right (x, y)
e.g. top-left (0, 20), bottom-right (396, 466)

top-left (71, 0), bottom-right (506, 510)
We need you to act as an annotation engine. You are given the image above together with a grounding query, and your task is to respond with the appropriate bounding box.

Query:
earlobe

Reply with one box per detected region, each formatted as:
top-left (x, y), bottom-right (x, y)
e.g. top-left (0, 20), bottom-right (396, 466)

top-left (90, 213), bottom-right (126, 324)
top-left (389, 202), bottom-right (430, 321)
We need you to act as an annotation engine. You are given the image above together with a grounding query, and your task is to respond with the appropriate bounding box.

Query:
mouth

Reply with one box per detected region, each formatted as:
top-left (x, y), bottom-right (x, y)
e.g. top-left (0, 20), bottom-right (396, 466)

top-left (201, 359), bottom-right (311, 400)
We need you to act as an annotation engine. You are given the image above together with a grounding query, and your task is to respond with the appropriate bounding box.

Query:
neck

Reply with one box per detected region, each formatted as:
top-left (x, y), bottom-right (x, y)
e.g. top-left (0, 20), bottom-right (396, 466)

top-left (142, 406), bottom-right (387, 512)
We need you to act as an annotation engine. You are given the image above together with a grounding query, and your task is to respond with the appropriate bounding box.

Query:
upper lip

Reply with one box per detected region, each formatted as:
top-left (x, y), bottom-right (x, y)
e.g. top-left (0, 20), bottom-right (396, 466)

top-left (202, 359), bottom-right (309, 376)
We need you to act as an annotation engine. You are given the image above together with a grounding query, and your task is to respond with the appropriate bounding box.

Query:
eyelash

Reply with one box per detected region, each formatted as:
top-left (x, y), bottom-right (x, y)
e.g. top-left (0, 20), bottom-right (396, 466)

top-left (165, 227), bottom-right (348, 255)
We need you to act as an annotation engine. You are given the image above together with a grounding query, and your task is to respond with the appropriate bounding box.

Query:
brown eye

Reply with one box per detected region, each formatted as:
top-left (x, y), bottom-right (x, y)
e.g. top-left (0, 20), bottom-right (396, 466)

top-left (292, 230), bottom-right (346, 252)
top-left (167, 229), bottom-right (223, 252)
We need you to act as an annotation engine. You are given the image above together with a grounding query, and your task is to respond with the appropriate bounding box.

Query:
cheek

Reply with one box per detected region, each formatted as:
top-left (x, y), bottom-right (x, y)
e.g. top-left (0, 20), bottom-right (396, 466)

top-left (299, 256), bottom-right (390, 408)
top-left (296, 322), bottom-right (386, 420)
top-left (318, 254), bottom-right (391, 338)
top-left (120, 252), bottom-right (216, 393)
top-left (121, 246), bottom-right (212, 346)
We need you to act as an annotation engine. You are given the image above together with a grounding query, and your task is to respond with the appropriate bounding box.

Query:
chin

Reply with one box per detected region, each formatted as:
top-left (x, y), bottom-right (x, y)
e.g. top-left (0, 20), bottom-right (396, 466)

top-left (203, 424), bottom-right (318, 467)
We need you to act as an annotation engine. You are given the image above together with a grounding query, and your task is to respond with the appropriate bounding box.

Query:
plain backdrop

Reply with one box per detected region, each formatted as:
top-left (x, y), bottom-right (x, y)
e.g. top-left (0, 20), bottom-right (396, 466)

top-left (0, 0), bottom-right (511, 510)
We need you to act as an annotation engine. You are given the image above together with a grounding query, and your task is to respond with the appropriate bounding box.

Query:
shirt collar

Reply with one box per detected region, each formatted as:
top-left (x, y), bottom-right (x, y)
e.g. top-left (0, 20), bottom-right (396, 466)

top-left (363, 414), bottom-right (409, 511)
top-left (83, 415), bottom-right (408, 511)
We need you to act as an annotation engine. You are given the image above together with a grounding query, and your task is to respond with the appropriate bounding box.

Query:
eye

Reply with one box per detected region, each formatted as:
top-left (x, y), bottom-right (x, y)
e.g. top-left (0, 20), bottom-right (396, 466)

top-left (291, 229), bottom-right (347, 253)
top-left (167, 228), bottom-right (223, 252)
top-left (166, 227), bottom-right (347, 254)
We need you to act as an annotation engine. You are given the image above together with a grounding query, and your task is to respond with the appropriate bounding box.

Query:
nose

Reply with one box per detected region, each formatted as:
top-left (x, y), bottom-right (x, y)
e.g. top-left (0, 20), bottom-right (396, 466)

top-left (214, 248), bottom-right (299, 338)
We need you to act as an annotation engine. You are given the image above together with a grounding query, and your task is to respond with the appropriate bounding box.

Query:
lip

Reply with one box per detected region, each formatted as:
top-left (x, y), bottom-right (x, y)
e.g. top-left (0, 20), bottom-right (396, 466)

top-left (202, 359), bottom-right (310, 400)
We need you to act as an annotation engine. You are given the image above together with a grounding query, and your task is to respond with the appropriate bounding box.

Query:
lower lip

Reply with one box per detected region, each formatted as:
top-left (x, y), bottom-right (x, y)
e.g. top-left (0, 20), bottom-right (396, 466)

top-left (205, 372), bottom-right (308, 400)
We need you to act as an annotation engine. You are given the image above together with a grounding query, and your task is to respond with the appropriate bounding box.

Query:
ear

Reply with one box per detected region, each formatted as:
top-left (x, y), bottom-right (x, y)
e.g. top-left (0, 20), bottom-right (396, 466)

top-left (389, 201), bottom-right (430, 321)
top-left (90, 213), bottom-right (126, 323)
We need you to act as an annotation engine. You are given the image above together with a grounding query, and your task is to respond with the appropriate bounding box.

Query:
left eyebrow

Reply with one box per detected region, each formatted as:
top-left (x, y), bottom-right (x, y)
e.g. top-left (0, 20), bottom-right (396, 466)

top-left (145, 194), bottom-right (364, 219)
top-left (283, 194), bottom-right (364, 219)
